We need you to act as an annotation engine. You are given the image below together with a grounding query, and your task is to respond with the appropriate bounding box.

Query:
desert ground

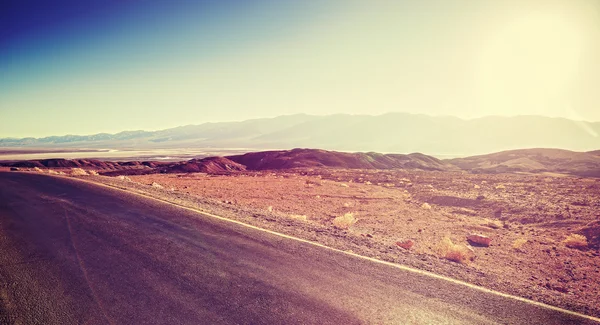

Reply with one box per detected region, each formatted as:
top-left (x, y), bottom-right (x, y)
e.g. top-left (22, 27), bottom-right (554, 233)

top-left (5, 165), bottom-right (597, 317)
top-left (2, 160), bottom-right (599, 318)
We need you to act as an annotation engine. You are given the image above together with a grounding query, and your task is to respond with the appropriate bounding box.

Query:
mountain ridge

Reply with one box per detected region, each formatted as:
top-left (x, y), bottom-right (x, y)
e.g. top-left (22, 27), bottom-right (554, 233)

top-left (1, 113), bottom-right (599, 156)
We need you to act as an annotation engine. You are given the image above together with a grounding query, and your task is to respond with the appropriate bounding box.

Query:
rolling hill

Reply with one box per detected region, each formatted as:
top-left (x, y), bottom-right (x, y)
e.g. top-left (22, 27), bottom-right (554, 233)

top-left (3, 148), bottom-right (600, 177)
top-left (225, 148), bottom-right (453, 171)
top-left (448, 148), bottom-right (600, 177)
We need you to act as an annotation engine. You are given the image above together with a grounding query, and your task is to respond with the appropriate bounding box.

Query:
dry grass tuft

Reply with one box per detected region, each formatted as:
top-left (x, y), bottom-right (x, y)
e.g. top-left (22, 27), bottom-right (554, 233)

top-left (47, 170), bottom-right (59, 175)
top-left (333, 213), bottom-right (357, 229)
top-left (289, 214), bottom-right (308, 222)
top-left (512, 238), bottom-right (528, 250)
top-left (437, 237), bottom-right (474, 264)
top-left (305, 179), bottom-right (322, 187)
top-left (70, 168), bottom-right (88, 176)
top-left (563, 234), bottom-right (588, 249)
top-left (88, 170), bottom-right (99, 176)
top-left (33, 167), bottom-right (43, 173)
top-left (421, 203), bottom-right (432, 210)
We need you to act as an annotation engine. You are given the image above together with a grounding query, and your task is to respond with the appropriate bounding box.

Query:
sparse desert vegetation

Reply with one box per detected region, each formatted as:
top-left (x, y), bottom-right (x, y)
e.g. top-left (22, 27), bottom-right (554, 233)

top-left (437, 237), bottom-right (474, 264)
top-left (512, 238), bottom-right (528, 251)
top-left (563, 234), bottom-right (589, 249)
top-left (332, 213), bottom-right (357, 229)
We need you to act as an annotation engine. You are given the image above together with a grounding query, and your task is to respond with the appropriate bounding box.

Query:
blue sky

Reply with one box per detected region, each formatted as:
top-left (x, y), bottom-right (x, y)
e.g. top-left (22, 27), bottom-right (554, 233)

top-left (1, 0), bottom-right (599, 137)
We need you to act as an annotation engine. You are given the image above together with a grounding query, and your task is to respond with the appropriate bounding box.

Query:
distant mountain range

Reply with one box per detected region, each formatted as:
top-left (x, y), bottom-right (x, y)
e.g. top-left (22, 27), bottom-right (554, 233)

top-left (2, 113), bottom-right (599, 156)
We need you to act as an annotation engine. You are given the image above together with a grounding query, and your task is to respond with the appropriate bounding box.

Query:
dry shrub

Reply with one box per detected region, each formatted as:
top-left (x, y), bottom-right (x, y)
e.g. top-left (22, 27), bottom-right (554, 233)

top-left (33, 167), bottom-right (43, 172)
top-left (512, 238), bottom-right (528, 250)
top-left (563, 234), bottom-right (588, 249)
top-left (495, 184), bottom-right (506, 190)
top-left (421, 203), bottom-right (432, 210)
top-left (151, 182), bottom-right (163, 189)
top-left (70, 168), bottom-right (88, 176)
top-left (339, 183), bottom-right (349, 188)
top-left (117, 175), bottom-right (132, 182)
top-left (47, 170), bottom-right (59, 175)
top-left (333, 213), bottom-right (357, 229)
top-left (437, 237), bottom-right (473, 264)
top-left (88, 170), bottom-right (99, 176)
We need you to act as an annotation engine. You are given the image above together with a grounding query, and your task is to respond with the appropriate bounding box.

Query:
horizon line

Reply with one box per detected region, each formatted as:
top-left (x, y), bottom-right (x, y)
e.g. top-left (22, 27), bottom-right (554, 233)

top-left (2, 112), bottom-right (599, 139)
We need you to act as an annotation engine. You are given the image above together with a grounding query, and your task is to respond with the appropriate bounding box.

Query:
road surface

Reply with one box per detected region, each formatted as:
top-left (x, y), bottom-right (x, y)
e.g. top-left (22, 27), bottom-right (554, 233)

top-left (0, 172), bottom-right (596, 324)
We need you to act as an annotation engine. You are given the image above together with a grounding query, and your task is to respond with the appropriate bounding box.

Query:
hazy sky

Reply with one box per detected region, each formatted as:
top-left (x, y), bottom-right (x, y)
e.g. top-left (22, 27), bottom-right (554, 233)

top-left (1, 0), bottom-right (599, 137)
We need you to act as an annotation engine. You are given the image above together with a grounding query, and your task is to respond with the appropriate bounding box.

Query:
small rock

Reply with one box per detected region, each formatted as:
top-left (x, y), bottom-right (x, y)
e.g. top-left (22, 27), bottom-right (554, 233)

top-left (467, 234), bottom-right (492, 247)
top-left (396, 240), bottom-right (414, 250)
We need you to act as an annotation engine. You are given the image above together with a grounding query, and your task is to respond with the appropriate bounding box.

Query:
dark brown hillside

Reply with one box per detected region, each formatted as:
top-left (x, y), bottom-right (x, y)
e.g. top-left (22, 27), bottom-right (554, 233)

top-left (4, 158), bottom-right (120, 169)
top-left (162, 157), bottom-right (246, 174)
top-left (225, 148), bottom-right (453, 171)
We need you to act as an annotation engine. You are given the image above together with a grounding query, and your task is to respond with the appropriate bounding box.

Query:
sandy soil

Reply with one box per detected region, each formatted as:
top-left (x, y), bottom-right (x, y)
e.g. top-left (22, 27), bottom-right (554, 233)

top-left (10, 167), bottom-right (600, 317)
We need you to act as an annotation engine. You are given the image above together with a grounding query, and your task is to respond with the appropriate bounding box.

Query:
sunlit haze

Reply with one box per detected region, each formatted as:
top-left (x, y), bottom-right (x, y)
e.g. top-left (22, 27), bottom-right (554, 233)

top-left (1, 0), bottom-right (599, 137)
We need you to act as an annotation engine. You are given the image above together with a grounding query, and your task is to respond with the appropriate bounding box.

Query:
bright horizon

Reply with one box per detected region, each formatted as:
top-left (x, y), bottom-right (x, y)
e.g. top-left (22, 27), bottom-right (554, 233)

top-left (1, 112), bottom-right (600, 140)
top-left (1, 0), bottom-right (599, 138)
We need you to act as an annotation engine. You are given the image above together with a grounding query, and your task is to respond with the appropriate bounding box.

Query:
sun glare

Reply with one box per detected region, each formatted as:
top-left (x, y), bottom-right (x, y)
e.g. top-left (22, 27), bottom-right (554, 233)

top-left (477, 9), bottom-right (584, 115)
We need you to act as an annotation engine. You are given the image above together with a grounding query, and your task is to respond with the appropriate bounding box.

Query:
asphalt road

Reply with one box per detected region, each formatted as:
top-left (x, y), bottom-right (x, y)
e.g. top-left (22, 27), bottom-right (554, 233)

top-left (0, 172), bottom-right (597, 325)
